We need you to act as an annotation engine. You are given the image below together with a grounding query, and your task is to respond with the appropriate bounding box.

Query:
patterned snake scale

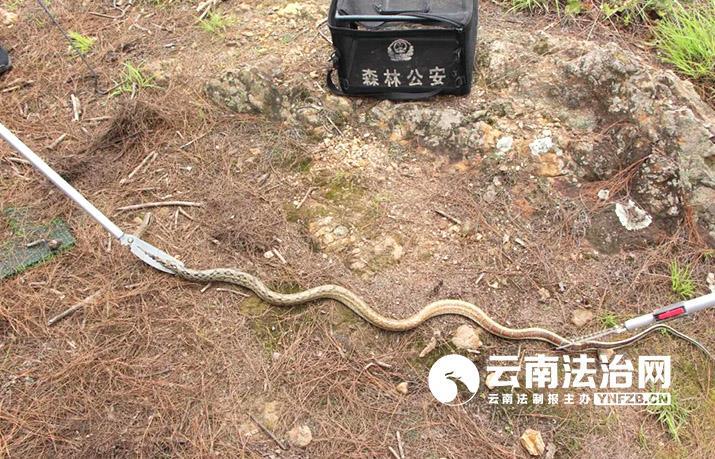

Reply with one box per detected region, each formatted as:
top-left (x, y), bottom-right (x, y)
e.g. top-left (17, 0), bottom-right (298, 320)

top-left (156, 257), bottom-right (711, 355)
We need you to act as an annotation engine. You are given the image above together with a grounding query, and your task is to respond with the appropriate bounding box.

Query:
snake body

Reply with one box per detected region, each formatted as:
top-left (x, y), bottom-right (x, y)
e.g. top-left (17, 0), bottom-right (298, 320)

top-left (159, 258), bottom-right (711, 356)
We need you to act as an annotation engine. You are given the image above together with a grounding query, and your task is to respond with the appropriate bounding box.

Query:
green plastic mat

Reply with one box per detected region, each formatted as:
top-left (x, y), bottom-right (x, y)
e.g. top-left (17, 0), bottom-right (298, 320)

top-left (0, 207), bottom-right (75, 279)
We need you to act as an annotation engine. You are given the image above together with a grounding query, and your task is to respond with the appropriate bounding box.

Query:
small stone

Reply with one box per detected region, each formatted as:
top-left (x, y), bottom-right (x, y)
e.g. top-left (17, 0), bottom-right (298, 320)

top-left (287, 424), bottom-right (313, 448)
top-left (47, 239), bottom-right (61, 250)
top-left (597, 189), bottom-right (610, 201)
top-left (536, 152), bottom-right (565, 177)
top-left (278, 2), bottom-right (304, 16)
top-left (333, 225), bottom-right (349, 238)
top-left (520, 429), bottom-right (546, 456)
top-left (571, 309), bottom-right (594, 327)
top-left (350, 260), bottom-right (367, 271)
top-left (538, 288), bottom-right (551, 302)
top-left (264, 250), bottom-right (275, 259)
top-left (496, 136), bottom-right (514, 154)
top-left (396, 382), bottom-right (409, 394)
top-left (485, 372), bottom-right (499, 389)
top-left (271, 352), bottom-right (281, 361)
top-left (529, 132), bottom-right (555, 156)
top-left (483, 187), bottom-right (498, 203)
top-left (451, 325), bottom-right (483, 350)
top-left (615, 200), bottom-right (652, 231)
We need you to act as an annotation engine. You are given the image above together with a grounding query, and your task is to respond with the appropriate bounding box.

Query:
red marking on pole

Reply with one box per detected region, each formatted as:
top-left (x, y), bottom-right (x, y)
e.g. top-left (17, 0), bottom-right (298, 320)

top-left (655, 307), bottom-right (686, 321)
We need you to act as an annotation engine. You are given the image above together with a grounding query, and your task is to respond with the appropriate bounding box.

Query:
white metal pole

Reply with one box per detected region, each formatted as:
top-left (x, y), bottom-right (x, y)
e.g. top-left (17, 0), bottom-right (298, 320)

top-left (0, 122), bottom-right (125, 239)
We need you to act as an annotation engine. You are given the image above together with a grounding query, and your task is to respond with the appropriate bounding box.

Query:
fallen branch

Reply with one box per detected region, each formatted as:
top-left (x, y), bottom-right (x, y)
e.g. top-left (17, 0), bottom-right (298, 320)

top-left (434, 208), bottom-right (462, 225)
top-left (248, 413), bottom-right (287, 450)
top-left (47, 291), bottom-right (103, 326)
top-left (117, 201), bottom-right (204, 212)
top-left (46, 133), bottom-right (67, 150)
top-left (215, 288), bottom-right (250, 297)
top-left (120, 150), bottom-right (157, 185)
top-left (295, 187), bottom-right (316, 209)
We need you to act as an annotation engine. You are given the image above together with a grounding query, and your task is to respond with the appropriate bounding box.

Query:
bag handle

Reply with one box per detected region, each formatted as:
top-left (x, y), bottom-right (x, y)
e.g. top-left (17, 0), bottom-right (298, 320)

top-left (374, 0), bottom-right (430, 14)
top-left (326, 68), bottom-right (442, 100)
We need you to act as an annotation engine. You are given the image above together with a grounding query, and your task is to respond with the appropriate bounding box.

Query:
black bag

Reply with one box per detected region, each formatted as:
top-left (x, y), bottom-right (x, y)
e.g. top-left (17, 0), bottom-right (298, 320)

top-left (327, 0), bottom-right (478, 100)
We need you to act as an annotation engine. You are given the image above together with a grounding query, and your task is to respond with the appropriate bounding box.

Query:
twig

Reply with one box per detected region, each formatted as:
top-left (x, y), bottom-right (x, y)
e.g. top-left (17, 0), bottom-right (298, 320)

top-left (200, 282), bottom-right (212, 293)
top-left (388, 446), bottom-right (401, 459)
top-left (248, 413), bottom-right (287, 450)
top-left (135, 212), bottom-right (152, 238)
top-left (215, 288), bottom-right (250, 297)
top-left (7, 156), bottom-right (30, 165)
top-left (295, 187), bottom-right (316, 209)
top-left (117, 201), bottom-right (204, 212)
top-left (434, 209), bottom-right (462, 225)
top-left (178, 207), bottom-right (195, 221)
top-left (47, 291), bottom-right (102, 326)
top-left (179, 131), bottom-right (209, 149)
top-left (120, 150), bottom-right (157, 185)
top-left (197, 0), bottom-right (224, 20)
top-left (45, 133), bottom-right (67, 150)
top-left (272, 248), bottom-right (287, 265)
top-left (0, 80), bottom-right (34, 93)
top-left (70, 94), bottom-right (82, 121)
top-left (396, 431), bottom-right (405, 459)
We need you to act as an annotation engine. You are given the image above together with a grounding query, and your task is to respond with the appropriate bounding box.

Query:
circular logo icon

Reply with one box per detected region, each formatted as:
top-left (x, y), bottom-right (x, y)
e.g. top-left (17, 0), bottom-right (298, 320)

top-left (428, 354), bottom-right (480, 405)
top-left (387, 39), bottom-right (414, 62)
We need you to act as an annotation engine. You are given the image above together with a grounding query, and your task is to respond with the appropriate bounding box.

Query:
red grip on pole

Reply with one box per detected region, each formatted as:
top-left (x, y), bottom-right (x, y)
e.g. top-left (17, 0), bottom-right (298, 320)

top-left (655, 306), bottom-right (686, 321)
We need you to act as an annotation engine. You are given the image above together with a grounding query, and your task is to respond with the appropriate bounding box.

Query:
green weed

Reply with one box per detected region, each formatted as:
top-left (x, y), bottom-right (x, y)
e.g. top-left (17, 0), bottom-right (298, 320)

top-left (647, 392), bottom-right (690, 442)
top-left (68, 31), bottom-right (96, 55)
top-left (600, 0), bottom-right (673, 25)
top-left (599, 312), bottom-right (619, 328)
top-left (669, 261), bottom-right (695, 299)
top-left (110, 62), bottom-right (157, 97)
top-left (199, 12), bottom-right (235, 35)
top-left (654, 3), bottom-right (715, 80)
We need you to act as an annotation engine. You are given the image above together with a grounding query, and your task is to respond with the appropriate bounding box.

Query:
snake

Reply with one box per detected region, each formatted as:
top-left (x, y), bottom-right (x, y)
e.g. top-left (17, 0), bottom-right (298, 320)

top-left (156, 257), bottom-right (713, 358)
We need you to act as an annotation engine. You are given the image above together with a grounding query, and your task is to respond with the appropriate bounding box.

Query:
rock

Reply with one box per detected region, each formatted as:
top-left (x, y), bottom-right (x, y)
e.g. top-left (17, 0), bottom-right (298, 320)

top-left (287, 424), bottom-right (313, 448)
top-left (485, 372), bottom-right (498, 389)
top-left (520, 429), bottom-right (546, 456)
top-left (396, 382), bottom-right (409, 395)
top-left (482, 186), bottom-right (498, 203)
top-left (278, 2), bottom-right (304, 16)
top-left (544, 442), bottom-right (557, 459)
top-left (333, 225), bottom-right (349, 238)
top-left (615, 200), bottom-right (653, 231)
top-left (323, 94), bottom-right (354, 125)
top-left (261, 401), bottom-right (280, 430)
top-left (451, 325), bottom-right (483, 350)
top-left (205, 68), bottom-right (283, 120)
top-left (496, 136), bottom-right (514, 155)
top-left (538, 288), bottom-right (551, 302)
top-left (373, 236), bottom-right (404, 261)
top-left (571, 309), bottom-right (593, 327)
top-left (597, 189), bottom-right (610, 201)
top-left (529, 131), bottom-right (557, 156)
top-left (536, 152), bottom-right (565, 177)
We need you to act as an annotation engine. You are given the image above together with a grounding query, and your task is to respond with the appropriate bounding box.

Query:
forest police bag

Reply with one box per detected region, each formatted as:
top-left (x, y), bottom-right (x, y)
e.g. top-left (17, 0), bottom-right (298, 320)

top-left (327, 0), bottom-right (478, 99)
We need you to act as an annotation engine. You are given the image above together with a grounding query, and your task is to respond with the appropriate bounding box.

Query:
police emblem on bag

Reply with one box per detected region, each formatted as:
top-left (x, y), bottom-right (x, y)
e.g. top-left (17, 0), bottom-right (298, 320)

top-left (387, 39), bottom-right (414, 62)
